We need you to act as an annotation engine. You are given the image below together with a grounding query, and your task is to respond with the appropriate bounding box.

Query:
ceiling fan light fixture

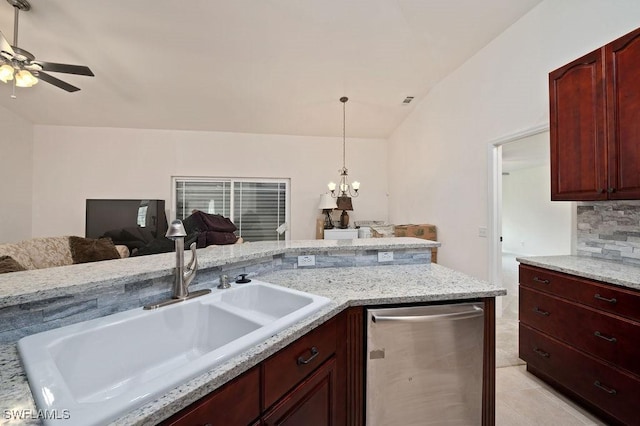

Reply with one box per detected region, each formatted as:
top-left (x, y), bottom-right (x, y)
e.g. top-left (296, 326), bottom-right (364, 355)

top-left (0, 63), bottom-right (14, 82)
top-left (15, 68), bottom-right (37, 87)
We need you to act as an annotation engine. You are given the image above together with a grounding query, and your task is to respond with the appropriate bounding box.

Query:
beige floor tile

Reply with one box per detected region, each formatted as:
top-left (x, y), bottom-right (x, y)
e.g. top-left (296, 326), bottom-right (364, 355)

top-left (496, 366), bottom-right (542, 394)
top-left (535, 386), bottom-right (609, 425)
top-left (497, 387), bottom-right (596, 426)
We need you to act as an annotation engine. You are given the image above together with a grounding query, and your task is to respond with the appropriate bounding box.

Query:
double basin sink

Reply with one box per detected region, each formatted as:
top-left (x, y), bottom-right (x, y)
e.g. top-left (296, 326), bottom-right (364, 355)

top-left (18, 280), bottom-right (331, 425)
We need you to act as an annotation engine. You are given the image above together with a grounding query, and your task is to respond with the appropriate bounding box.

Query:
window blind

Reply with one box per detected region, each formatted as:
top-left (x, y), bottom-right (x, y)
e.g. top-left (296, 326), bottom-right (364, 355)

top-left (173, 178), bottom-right (289, 242)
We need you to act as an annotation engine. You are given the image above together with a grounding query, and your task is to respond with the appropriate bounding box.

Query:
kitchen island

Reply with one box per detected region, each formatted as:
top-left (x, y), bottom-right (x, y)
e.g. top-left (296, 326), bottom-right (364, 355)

top-left (0, 238), bottom-right (505, 425)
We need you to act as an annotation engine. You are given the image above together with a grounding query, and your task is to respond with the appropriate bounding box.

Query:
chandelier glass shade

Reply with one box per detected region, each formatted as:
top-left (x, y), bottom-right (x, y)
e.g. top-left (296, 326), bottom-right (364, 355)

top-left (328, 97), bottom-right (360, 198)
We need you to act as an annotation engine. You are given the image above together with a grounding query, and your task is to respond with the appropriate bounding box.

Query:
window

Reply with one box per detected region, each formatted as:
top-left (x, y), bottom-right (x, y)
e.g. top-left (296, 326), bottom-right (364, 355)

top-left (173, 177), bottom-right (289, 242)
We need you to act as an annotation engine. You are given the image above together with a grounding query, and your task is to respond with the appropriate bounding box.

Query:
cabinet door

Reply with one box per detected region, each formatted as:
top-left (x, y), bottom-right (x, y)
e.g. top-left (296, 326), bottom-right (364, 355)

top-left (606, 26), bottom-right (640, 199)
top-left (262, 357), bottom-right (337, 426)
top-left (550, 48), bottom-right (607, 200)
top-left (161, 366), bottom-right (260, 426)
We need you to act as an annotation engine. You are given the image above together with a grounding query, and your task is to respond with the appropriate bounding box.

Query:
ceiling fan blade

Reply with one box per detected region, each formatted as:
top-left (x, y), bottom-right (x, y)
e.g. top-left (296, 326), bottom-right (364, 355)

top-left (0, 31), bottom-right (15, 59)
top-left (36, 71), bottom-right (81, 92)
top-left (36, 61), bottom-right (94, 76)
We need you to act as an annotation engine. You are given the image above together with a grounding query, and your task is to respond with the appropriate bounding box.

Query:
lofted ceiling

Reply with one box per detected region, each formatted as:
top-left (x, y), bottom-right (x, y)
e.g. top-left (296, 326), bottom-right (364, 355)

top-left (0, 0), bottom-right (542, 138)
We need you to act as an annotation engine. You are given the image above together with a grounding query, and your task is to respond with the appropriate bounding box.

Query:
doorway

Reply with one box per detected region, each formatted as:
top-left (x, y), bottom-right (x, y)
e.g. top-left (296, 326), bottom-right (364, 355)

top-left (487, 125), bottom-right (574, 365)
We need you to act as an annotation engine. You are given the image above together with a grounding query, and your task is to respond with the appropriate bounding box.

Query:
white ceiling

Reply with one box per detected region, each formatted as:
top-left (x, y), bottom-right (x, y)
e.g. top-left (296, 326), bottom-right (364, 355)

top-left (0, 0), bottom-right (542, 138)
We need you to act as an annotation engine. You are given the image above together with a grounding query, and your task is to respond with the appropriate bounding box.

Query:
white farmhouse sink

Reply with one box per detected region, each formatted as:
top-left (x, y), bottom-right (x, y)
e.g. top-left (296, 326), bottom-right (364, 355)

top-left (18, 280), bottom-right (331, 426)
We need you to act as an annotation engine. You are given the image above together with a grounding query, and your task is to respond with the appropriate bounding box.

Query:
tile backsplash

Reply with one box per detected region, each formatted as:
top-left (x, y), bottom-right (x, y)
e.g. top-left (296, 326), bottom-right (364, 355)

top-left (577, 201), bottom-right (640, 265)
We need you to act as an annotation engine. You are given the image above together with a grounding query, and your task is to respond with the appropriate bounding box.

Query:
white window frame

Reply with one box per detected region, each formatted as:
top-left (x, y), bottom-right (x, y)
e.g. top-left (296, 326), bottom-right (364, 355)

top-left (171, 176), bottom-right (291, 241)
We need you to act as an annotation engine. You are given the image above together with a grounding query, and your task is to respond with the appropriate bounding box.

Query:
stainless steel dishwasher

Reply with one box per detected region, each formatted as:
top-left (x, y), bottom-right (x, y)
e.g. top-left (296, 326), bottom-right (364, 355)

top-left (366, 302), bottom-right (484, 425)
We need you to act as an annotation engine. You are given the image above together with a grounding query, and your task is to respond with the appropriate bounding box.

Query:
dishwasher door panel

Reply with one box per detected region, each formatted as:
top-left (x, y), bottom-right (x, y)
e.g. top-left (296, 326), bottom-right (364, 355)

top-left (366, 303), bottom-right (484, 426)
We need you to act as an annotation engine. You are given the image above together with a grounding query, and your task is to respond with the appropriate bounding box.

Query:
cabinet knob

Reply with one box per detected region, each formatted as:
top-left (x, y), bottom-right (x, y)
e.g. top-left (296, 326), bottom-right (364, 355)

top-left (607, 187), bottom-right (616, 193)
top-left (597, 188), bottom-right (605, 194)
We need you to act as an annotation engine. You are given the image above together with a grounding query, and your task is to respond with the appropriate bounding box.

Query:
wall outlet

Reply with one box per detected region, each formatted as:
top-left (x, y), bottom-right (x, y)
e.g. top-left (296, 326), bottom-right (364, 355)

top-left (478, 227), bottom-right (487, 238)
top-left (378, 251), bottom-right (394, 262)
top-left (298, 255), bottom-right (316, 267)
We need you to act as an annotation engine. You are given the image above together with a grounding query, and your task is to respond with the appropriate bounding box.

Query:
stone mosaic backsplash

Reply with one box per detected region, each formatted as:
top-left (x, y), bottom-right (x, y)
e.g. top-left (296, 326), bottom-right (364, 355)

top-left (0, 247), bottom-right (433, 343)
top-left (576, 201), bottom-right (640, 266)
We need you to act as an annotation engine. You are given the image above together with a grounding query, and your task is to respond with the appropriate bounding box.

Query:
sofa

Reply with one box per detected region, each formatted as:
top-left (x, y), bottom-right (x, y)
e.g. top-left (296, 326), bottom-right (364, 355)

top-left (0, 236), bottom-right (129, 274)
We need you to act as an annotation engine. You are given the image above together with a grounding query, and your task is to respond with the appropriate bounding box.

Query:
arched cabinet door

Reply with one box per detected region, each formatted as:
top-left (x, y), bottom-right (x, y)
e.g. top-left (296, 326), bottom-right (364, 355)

top-left (549, 48), bottom-right (607, 201)
top-left (606, 26), bottom-right (640, 200)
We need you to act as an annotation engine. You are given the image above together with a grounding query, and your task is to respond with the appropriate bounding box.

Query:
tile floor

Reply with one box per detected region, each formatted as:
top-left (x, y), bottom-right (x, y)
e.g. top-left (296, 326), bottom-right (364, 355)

top-left (495, 254), bottom-right (608, 425)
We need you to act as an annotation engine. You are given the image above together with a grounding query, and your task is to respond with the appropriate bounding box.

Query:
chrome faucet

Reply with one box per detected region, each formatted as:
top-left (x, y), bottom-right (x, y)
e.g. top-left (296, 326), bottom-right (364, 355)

top-left (165, 220), bottom-right (198, 299)
top-left (143, 219), bottom-right (211, 310)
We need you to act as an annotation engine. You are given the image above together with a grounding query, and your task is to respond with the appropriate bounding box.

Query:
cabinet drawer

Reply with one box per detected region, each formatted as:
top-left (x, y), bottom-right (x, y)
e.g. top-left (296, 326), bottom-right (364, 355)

top-left (520, 324), bottom-right (640, 426)
top-left (263, 318), bottom-right (337, 409)
top-left (520, 286), bottom-right (640, 376)
top-left (161, 366), bottom-right (260, 426)
top-left (519, 264), bottom-right (640, 321)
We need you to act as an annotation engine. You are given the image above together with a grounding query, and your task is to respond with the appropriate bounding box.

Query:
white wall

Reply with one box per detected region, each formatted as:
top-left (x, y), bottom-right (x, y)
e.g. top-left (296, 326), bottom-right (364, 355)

top-left (32, 126), bottom-right (388, 239)
top-left (0, 105), bottom-right (33, 243)
top-left (502, 165), bottom-right (572, 256)
top-left (387, 0), bottom-right (640, 279)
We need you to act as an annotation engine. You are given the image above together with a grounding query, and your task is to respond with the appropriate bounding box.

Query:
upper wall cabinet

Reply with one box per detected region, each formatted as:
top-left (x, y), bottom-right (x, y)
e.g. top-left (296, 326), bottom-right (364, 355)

top-left (550, 27), bottom-right (640, 201)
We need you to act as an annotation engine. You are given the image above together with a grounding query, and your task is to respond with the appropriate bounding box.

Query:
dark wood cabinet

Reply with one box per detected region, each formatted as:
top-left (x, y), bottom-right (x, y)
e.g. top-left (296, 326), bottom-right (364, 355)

top-left (550, 26), bottom-right (640, 201)
top-left (262, 357), bottom-right (338, 426)
top-left (519, 264), bottom-right (640, 425)
top-left (605, 27), bottom-right (640, 199)
top-left (161, 366), bottom-right (260, 426)
top-left (160, 308), bottom-right (358, 426)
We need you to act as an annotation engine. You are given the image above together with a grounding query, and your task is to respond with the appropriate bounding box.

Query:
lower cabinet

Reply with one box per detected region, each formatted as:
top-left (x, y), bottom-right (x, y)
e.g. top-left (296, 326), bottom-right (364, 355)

top-left (161, 308), bottom-right (355, 426)
top-left (519, 264), bottom-right (640, 426)
top-left (262, 357), bottom-right (337, 426)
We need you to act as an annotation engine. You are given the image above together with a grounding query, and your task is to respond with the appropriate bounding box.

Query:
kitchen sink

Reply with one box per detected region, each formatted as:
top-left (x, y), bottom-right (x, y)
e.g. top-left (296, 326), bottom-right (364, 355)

top-left (18, 280), bottom-right (331, 426)
top-left (219, 281), bottom-right (316, 321)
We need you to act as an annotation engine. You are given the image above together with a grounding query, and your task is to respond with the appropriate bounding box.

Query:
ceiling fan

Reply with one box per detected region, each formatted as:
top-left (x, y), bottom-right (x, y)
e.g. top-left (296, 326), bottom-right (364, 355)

top-left (0, 0), bottom-right (94, 93)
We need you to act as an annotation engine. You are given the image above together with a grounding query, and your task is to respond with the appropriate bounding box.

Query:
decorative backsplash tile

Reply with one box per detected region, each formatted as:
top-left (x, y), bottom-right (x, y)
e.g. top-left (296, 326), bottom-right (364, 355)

top-left (0, 248), bottom-right (432, 343)
top-left (576, 201), bottom-right (640, 265)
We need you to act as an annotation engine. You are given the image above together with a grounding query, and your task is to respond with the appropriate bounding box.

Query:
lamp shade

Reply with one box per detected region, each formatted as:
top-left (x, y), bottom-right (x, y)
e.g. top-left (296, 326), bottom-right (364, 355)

top-left (336, 196), bottom-right (353, 211)
top-left (318, 193), bottom-right (337, 210)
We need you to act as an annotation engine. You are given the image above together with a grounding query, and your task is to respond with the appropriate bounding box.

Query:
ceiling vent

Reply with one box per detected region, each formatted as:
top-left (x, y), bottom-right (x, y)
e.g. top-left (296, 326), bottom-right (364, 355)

top-left (402, 96), bottom-right (414, 104)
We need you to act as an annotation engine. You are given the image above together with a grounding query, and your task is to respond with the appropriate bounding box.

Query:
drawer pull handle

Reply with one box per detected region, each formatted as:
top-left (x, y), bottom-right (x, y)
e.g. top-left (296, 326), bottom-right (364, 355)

top-left (533, 348), bottom-right (550, 358)
top-left (594, 294), bottom-right (617, 304)
top-left (594, 380), bottom-right (617, 395)
top-left (297, 346), bottom-right (319, 365)
top-left (533, 307), bottom-right (550, 316)
top-left (594, 331), bottom-right (617, 343)
top-left (533, 277), bottom-right (550, 284)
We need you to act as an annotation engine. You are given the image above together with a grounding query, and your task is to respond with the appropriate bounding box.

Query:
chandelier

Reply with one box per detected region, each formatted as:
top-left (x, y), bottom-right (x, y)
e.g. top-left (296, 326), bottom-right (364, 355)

top-left (328, 97), bottom-right (360, 198)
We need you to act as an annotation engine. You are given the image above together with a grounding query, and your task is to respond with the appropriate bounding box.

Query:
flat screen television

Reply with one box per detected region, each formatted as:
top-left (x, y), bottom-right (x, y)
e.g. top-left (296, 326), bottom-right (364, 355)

top-left (85, 199), bottom-right (168, 239)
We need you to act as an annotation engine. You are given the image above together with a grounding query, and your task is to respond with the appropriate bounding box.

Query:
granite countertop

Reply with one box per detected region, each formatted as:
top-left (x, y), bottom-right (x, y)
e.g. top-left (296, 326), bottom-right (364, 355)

top-left (517, 255), bottom-right (640, 291)
top-left (0, 262), bottom-right (503, 426)
top-left (0, 238), bottom-right (439, 309)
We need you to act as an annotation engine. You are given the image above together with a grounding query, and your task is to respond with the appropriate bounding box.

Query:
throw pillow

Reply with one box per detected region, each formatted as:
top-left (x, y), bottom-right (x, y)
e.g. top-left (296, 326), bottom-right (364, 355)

top-left (0, 255), bottom-right (26, 274)
top-left (69, 236), bottom-right (121, 264)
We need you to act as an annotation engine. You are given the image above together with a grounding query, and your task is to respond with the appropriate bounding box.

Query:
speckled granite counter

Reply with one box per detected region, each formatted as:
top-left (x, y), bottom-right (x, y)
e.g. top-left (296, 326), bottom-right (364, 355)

top-left (0, 261), bottom-right (503, 425)
top-left (0, 238), bottom-right (438, 308)
top-left (517, 255), bottom-right (640, 291)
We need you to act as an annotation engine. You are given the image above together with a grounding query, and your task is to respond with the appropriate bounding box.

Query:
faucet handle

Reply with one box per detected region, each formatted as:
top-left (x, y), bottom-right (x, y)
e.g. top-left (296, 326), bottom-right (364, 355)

top-left (186, 242), bottom-right (197, 270)
top-left (183, 242), bottom-right (198, 288)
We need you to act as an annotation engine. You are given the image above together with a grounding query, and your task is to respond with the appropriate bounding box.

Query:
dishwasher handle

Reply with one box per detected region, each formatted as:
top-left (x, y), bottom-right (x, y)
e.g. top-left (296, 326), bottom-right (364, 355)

top-left (371, 307), bottom-right (483, 323)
